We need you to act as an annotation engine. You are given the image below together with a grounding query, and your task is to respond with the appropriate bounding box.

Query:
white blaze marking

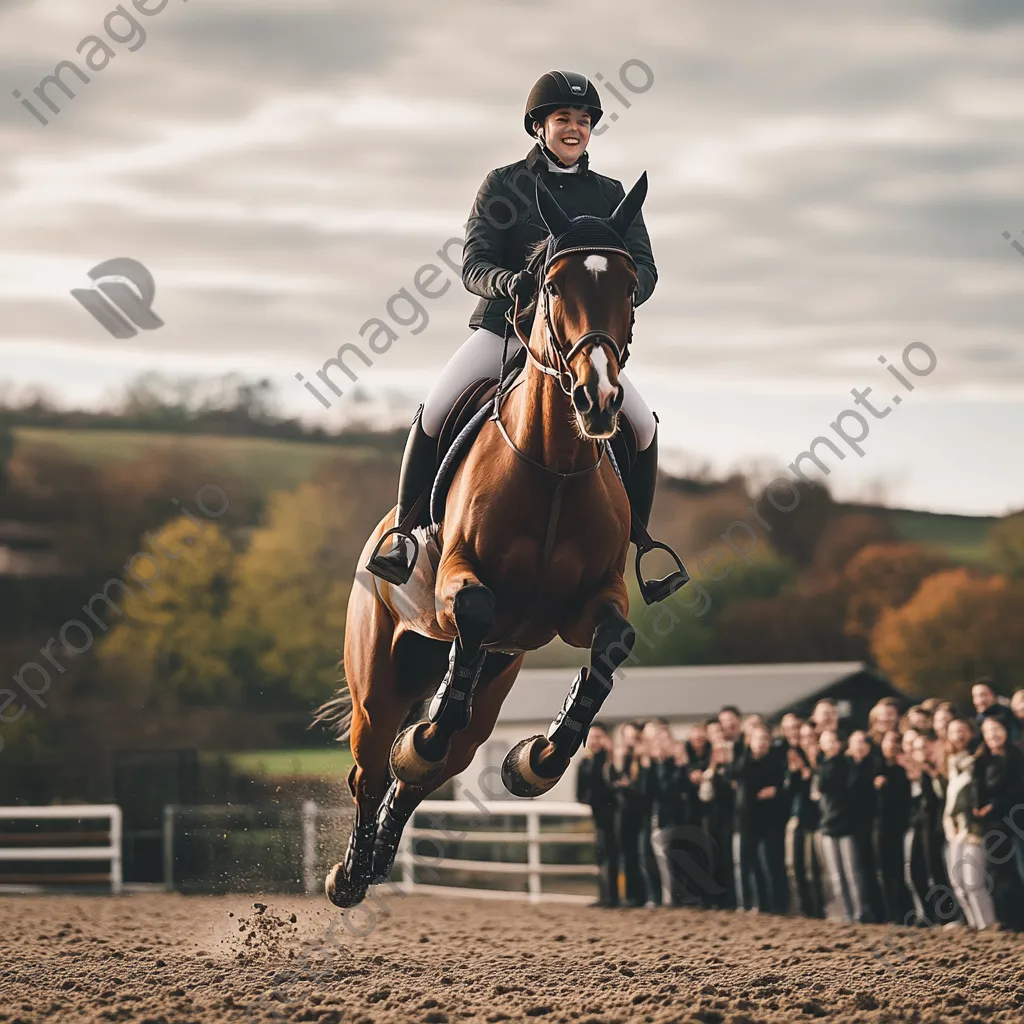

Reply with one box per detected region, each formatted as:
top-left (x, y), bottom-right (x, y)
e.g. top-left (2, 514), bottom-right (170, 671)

top-left (590, 346), bottom-right (616, 407)
top-left (584, 254), bottom-right (608, 279)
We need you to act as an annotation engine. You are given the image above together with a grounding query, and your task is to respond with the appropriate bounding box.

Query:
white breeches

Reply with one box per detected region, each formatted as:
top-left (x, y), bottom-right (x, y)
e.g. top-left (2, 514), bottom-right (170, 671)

top-left (422, 328), bottom-right (657, 449)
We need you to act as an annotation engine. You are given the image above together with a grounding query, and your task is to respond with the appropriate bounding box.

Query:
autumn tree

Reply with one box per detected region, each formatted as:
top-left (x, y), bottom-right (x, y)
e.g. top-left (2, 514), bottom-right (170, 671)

top-left (871, 568), bottom-right (1024, 704)
top-left (99, 516), bottom-right (238, 707)
top-left (843, 542), bottom-right (949, 641)
top-left (225, 479), bottom-right (356, 708)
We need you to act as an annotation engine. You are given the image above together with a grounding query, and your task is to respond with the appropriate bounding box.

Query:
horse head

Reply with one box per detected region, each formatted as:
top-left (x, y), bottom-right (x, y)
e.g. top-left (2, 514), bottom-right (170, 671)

top-left (530, 172), bottom-right (648, 440)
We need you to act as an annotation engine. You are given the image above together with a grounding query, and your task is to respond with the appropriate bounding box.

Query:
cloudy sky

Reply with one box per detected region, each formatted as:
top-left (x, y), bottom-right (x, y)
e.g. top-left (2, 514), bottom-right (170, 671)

top-left (1, 0), bottom-right (1023, 514)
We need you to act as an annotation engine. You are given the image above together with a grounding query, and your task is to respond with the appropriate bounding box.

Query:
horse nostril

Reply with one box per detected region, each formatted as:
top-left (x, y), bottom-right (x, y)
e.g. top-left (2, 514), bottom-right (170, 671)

top-left (609, 386), bottom-right (624, 414)
top-left (572, 384), bottom-right (593, 414)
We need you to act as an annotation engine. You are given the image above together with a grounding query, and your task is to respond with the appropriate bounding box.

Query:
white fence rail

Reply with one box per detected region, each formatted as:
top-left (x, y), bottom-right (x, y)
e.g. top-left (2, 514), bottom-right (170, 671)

top-left (0, 804), bottom-right (122, 893)
top-left (159, 799), bottom-right (597, 901)
top-left (397, 799), bottom-right (596, 904)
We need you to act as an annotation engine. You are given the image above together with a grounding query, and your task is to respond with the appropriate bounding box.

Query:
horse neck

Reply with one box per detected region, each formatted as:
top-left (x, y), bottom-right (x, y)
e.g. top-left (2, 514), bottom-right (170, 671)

top-left (505, 325), bottom-right (600, 475)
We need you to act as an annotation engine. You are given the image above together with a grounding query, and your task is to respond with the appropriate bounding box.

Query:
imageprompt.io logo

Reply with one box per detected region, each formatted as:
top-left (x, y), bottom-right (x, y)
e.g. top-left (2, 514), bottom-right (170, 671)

top-left (71, 257), bottom-right (164, 339)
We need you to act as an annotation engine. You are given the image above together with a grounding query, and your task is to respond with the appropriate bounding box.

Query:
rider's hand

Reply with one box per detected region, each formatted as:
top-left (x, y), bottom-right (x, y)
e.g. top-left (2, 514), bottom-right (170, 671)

top-left (506, 269), bottom-right (535, 301)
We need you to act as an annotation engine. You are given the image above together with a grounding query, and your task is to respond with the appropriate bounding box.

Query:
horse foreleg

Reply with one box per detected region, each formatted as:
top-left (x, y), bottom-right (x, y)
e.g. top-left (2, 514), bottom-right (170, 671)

top-left (503, 588), bottom-right (634, 798)
top-left (372, 654), bottom-right (521, 883)
top-left (390, 553), bottom-right (496, 786)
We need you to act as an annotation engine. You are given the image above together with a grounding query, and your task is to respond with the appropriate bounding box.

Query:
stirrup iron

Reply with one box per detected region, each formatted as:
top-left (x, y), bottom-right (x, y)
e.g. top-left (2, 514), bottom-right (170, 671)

top-left (366, 527), bottom-right (420, 585)
top-left (635, 539), bottom-right (690, 606)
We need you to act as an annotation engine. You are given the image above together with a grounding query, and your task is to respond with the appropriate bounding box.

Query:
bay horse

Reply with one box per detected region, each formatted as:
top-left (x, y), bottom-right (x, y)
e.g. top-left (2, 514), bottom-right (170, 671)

top-left (321, 172), bottom-right (683, 908)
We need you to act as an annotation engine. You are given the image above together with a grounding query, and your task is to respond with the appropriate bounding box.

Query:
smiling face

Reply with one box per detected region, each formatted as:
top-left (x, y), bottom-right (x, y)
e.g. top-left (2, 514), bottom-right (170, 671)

top-left (799, 723), bottom-right (818, 759)
top-left (982, 716), bottom-right (1007, 753)
top-left (813, 700), bottom-right (838, 733)
top-left (881, 730), bottom-right (901, 761)
top-left (946, 719), bottom-right (970, 753)
top-left (819, 730), bottom-right (841, 759)
top-left (749, 726), bottom-right (771, 759)
top-left (972, 683), bottom-right (995, 713)
top-left (781, 714), bottom-right (801, 746)
top-left (1013, 690), bottom-right (1024, 720)
top-left (536, 106), bottom-right (592, 165)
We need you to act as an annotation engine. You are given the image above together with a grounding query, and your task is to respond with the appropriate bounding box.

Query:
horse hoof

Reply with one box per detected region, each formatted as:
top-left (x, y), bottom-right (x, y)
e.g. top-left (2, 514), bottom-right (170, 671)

top-left (501, 735), bottom-right (565, 798)
top-left (325, 862), bottom-right (368, 908)
top-left (390, 723), bottom-right (447, 785)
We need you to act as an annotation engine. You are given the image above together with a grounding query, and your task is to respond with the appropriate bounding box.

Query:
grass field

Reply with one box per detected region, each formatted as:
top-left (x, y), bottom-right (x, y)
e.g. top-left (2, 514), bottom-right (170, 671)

top-left (13, 427), bottom-right (399, 495)
top-left (228, 747), bottom-right (355, 779)
top-left (892, 508), bottom-right (997, 566)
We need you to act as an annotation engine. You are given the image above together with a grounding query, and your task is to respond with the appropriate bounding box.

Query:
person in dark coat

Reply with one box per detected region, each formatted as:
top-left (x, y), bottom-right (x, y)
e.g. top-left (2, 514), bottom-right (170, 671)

top-left (645, 731), bottom-right (699, 907)
top-left (847, 731), bottom-right (885, 923)
top-left (576, 722), bottom-right (618, 907)
top-left (699, 729), bottom-right (737, 909)
top-left (905, 732), bottom-right (951, 925)
top-left (972, 679), bottom-right (1020, 746)
top-left (872, 730), bottom-right (913, 923)
top-left (816, 729), bottom-right (865, 922)
top-left (366, 69), bottom-right (671, 591)
top-left (733, 724), bottom-right (786, 913)
top-left (786, 721), bottom-right (825, 917)
top-left (606, 721), bottom-right (655, 907)
top-left (973, 716), bottom-right (1024, 930)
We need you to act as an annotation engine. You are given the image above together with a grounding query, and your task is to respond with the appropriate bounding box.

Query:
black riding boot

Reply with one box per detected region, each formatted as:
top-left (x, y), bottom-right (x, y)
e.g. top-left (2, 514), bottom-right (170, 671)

top-left (625, 426), bottom-right (690, 603)
top-left (365, 405), bottom-right (437, 586)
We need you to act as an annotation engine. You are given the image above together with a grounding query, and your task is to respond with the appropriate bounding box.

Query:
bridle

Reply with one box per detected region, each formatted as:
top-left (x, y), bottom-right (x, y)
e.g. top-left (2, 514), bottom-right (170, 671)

top-left (507, 244), bottom-right (637, 398)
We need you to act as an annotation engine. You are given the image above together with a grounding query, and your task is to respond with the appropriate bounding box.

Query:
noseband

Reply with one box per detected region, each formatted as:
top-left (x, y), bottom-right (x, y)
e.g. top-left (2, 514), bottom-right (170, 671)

top-left (508, 244), bottom-right (636, 397)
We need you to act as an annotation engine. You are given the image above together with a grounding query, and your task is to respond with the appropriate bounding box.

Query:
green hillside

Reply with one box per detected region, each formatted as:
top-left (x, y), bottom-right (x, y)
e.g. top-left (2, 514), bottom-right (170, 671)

top-left (892, 509), bottom-right (996, 567)
top-left (13, 427), bottom-right (400, 495)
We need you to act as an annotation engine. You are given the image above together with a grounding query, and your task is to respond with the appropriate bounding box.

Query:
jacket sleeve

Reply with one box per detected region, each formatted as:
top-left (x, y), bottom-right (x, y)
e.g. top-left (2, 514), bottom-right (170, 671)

top-left (462, 170), bottom-right (516, 301)
top-left (609, 179), bottom-right (658, 306)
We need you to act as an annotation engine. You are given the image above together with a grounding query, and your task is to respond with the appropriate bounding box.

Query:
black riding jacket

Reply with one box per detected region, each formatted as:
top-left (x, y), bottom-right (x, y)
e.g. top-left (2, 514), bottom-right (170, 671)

top-left (576, 750), bottom-right (616, 823)
top-left (462, 144), bottom-right (658, 336)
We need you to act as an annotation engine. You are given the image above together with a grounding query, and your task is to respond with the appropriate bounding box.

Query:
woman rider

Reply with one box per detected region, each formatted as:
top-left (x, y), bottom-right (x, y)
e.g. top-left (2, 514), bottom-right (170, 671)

top-left (367, 70), bottom-right (673, 589)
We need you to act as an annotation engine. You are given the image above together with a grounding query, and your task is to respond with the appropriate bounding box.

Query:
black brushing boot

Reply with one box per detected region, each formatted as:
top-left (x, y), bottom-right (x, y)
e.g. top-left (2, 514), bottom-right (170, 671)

top-left (365, 405), bottom-right (438, 586)
top-left (625, 425), bottom-right (691, 604)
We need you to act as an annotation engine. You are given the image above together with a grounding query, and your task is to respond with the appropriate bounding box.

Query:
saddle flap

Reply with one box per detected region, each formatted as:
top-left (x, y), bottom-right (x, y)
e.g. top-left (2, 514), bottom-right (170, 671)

top-left (430, 378), bottom-right (500, 526)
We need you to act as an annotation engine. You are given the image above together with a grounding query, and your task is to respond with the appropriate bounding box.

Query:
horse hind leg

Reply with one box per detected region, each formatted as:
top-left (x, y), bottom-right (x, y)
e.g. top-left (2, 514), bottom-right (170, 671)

top-left (390, 580), bottom-right (496, 786)
top-left (325, 578), bottom-right (417, 908)
top-left (503, 602), bottom-right (634, 798)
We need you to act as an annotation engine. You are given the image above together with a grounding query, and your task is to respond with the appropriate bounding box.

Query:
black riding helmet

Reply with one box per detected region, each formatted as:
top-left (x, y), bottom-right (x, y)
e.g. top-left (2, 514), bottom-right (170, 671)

top-left (524, 71), bottom-right (603, 137)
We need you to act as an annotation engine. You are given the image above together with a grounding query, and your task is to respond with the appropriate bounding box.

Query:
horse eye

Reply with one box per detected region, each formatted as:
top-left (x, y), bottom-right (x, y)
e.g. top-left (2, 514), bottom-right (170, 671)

top-left (546, 281), bottom-right (558, 297)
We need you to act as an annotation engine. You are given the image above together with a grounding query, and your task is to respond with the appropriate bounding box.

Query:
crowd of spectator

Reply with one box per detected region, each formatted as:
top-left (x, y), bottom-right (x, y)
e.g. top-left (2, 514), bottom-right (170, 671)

top-left (575, 678), bottom-right (1024, 930)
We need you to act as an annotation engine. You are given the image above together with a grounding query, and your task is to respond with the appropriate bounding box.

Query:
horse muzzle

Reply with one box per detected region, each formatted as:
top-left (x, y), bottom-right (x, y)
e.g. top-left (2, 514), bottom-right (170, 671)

top-left (573, 376), bottom-right (623, 437)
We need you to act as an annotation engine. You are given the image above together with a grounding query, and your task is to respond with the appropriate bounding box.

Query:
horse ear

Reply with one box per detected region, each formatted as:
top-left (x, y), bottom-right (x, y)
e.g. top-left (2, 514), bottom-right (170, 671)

top-left (608, 172), bottom-right (648, 236)
top-left (535, 175), bottom-right (572, 236)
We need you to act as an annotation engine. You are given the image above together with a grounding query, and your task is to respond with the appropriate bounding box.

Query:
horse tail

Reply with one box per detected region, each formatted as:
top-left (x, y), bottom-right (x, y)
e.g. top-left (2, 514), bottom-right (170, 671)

top-left (311, 665), bottom-right (354, 742)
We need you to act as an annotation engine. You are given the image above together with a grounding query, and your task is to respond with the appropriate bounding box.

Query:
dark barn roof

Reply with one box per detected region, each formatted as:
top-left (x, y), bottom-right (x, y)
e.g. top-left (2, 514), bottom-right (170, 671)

top-left (497, 662), bottom-right (903, 729)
